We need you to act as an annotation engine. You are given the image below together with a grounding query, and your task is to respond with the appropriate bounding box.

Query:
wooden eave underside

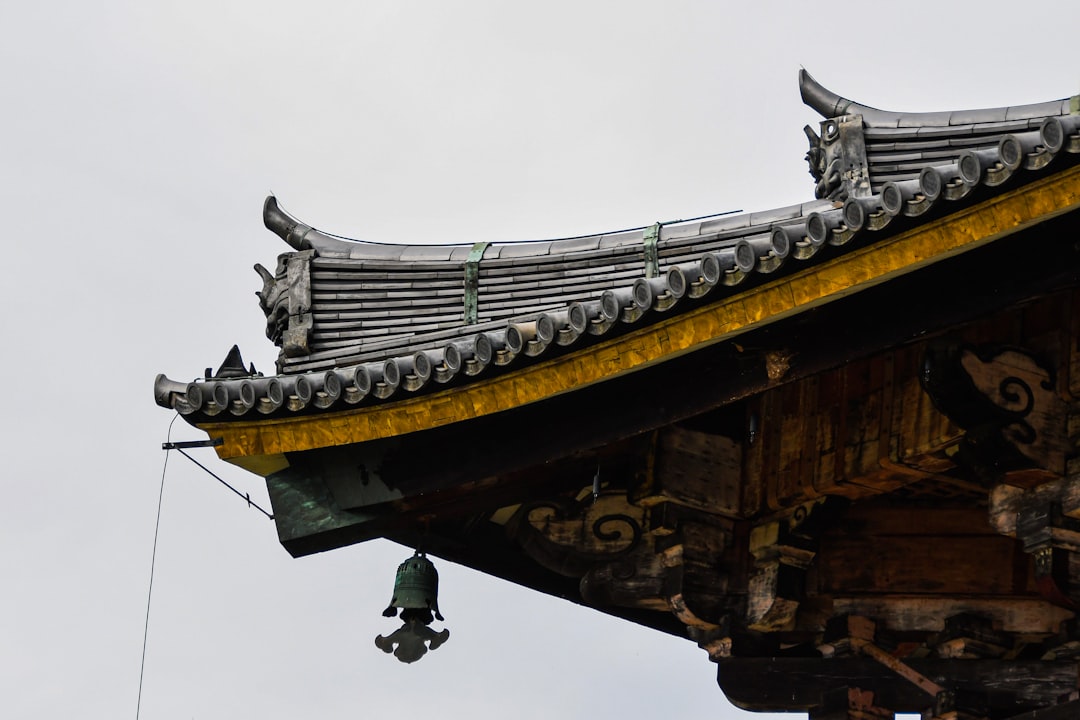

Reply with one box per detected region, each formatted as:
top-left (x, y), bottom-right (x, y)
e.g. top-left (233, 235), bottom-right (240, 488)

top-left (185, 175), bottom-right (1080, 720)
top-left (152, 76), bottom-right (1080, 718)
top-left (257, 235), bottom-right (1080, 715)
top-left (201, 164), bottom-right (1080, 468)
top-left (263, 211), bottom-right (1080, 559)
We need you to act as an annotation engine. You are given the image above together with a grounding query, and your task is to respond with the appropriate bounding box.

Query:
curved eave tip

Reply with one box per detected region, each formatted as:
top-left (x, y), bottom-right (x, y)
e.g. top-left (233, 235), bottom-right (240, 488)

top-left (262, 195), bottom-right (315, 251)
top-left (799, 69), bottom-right (845, 119)
top-left (263, 195), bottom-right (283, 233)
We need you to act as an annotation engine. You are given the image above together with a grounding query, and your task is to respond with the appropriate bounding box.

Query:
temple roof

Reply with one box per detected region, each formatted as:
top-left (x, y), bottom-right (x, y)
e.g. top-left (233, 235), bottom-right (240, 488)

top-left (151, 72), bottom-right (1080, 718)
top-left (155, 72), bottom-right (1080, 438)
top-left (799, 70), bottom-right (1076, 194)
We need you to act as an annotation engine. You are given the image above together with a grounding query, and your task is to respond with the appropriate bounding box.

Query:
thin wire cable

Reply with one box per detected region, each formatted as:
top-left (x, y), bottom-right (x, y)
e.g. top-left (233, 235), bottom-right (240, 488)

top-left (137, 413), bottom-right (179, 720)
top-left (175, 448), bottom-right (274, 520)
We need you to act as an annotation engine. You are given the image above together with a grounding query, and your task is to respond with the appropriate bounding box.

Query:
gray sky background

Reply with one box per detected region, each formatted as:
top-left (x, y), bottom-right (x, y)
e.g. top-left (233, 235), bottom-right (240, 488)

top-left (2, 2), bottom-right (1078, 718)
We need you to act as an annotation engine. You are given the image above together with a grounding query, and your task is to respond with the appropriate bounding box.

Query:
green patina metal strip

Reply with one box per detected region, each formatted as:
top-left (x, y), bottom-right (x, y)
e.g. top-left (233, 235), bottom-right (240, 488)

top-left (464, 241), bottom-right (490, 324)
top-left (643, 223), bottom-right (661, 278)
top-left (1071, 95), bottom-right (1079, 115)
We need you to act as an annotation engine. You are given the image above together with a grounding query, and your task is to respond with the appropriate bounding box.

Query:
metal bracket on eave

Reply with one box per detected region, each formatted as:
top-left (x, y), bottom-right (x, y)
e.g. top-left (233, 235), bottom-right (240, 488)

top-left (644, 223), bottom-right (661, 278)
top-left (464, 241), bottom-right (490, 325)
top-left (162, 438), bottom-right (224, 450)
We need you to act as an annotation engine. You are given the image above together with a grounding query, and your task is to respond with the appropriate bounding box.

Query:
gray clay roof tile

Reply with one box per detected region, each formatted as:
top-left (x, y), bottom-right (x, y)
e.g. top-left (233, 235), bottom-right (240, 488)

top-left (157, 71), bottom-right (1080, 422)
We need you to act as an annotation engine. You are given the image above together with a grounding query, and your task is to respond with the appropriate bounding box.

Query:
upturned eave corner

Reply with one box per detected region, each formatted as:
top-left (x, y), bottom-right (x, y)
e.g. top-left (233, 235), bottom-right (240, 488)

top-left (153, 72), bottom-right (1080, 719)
top-left (157, 110), bottom-right (1080, 433)
top-left (198, 165), bottom-right (1080, 462)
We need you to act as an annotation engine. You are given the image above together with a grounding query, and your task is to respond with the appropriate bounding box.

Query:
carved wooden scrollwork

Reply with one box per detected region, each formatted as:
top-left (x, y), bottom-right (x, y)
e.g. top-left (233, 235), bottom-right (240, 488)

top-left (507, 491), bottom-right (735, 636)
top-left (506, 494), bottom-right (645, 579)
top-left (920, 343), bottom-right (1066, 482)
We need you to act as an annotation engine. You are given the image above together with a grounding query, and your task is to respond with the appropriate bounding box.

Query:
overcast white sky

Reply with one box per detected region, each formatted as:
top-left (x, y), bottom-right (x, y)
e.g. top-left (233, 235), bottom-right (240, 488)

top-left (2, 2), bottom-right (1078, 718)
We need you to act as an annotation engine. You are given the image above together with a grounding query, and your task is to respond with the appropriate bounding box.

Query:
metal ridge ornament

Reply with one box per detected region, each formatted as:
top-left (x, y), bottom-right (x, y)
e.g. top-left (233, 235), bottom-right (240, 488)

top-left (374, 552), bottom-right (449, 663)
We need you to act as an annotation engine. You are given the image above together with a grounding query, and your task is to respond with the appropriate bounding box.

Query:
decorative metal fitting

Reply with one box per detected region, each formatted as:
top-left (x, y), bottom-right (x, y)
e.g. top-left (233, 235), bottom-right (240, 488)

top-left (375, 552), bottom-right (450, 663)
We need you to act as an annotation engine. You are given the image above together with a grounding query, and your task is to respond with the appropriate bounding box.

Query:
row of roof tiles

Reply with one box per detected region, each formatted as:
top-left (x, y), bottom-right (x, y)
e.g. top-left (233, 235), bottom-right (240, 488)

top-left (157, 108), bottom-right (1080, 421)
top-left (262, 195), bottom-right (834, 262)
top-left (799, 70), bottom-right (1075, 129)
top-left (282, 198), bottom-right (831, 370)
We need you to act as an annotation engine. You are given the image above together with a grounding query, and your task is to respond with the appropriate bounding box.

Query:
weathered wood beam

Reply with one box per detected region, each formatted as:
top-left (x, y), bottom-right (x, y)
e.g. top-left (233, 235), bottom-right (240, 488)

top-left (935, 614), bottom-right (1013, 660)
top-left (828, 597), bottom-right (1072, 636)
top-left (809, 687), bottom-right (895, 720)
top-left (999, 698), bottom-right (1080, 720)
top-left (812, 504), bottom-right (1037, 602)
top-left (715, 657), bottom-right (1078, 715)
top-left (854, 638), bottom-right (945, 700)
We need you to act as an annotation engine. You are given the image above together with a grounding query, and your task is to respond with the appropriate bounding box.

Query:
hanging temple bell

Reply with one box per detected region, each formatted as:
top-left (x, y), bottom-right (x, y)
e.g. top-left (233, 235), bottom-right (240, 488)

top-left (374, 552), bottom-right (449, 663)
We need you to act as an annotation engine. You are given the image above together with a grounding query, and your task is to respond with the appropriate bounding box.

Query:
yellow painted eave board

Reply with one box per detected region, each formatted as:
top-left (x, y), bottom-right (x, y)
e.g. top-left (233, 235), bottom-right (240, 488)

top-left (200, 165), bottom-right (1080, 463)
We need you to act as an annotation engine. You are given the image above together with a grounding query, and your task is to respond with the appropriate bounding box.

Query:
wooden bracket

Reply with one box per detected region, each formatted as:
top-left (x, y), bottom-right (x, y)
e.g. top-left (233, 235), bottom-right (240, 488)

top-left (853, 640), bottom-right (944, 701)
top-left (990, 476), bottom-right (1080, 537)
top-left (935, 613), bottom-right (1012, 660)
top-left (1001, 698), bottom-right (1080, 720)
top-left (810, 687), bottom-right (895, 720)
top-left (820, 616), bottom-right (946, 705)
top-left (920, 342), bottom-right (1067, 484)
top-left (988, 477), bottom-right (1080, 610)
top-left (1040, 618), bottom-right (1080, 661)
top-left (747, 498), bottom-right (838, 630)
top-left (683, 615), bottom-right (733, 661)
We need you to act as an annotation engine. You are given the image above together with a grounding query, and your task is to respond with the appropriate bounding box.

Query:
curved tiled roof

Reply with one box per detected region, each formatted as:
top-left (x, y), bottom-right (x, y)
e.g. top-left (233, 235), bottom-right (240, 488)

top-left (155, 73), bottom-right (1080, 424)
top-left (800, 70), bottom-right (1076, 194)
top-left (264, 195), bottom-right (828, 367)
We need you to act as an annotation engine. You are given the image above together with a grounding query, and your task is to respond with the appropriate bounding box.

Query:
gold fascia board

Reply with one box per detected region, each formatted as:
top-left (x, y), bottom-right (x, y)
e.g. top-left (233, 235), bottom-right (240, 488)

top-left (202, 165), bottom-right (1080, 464)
